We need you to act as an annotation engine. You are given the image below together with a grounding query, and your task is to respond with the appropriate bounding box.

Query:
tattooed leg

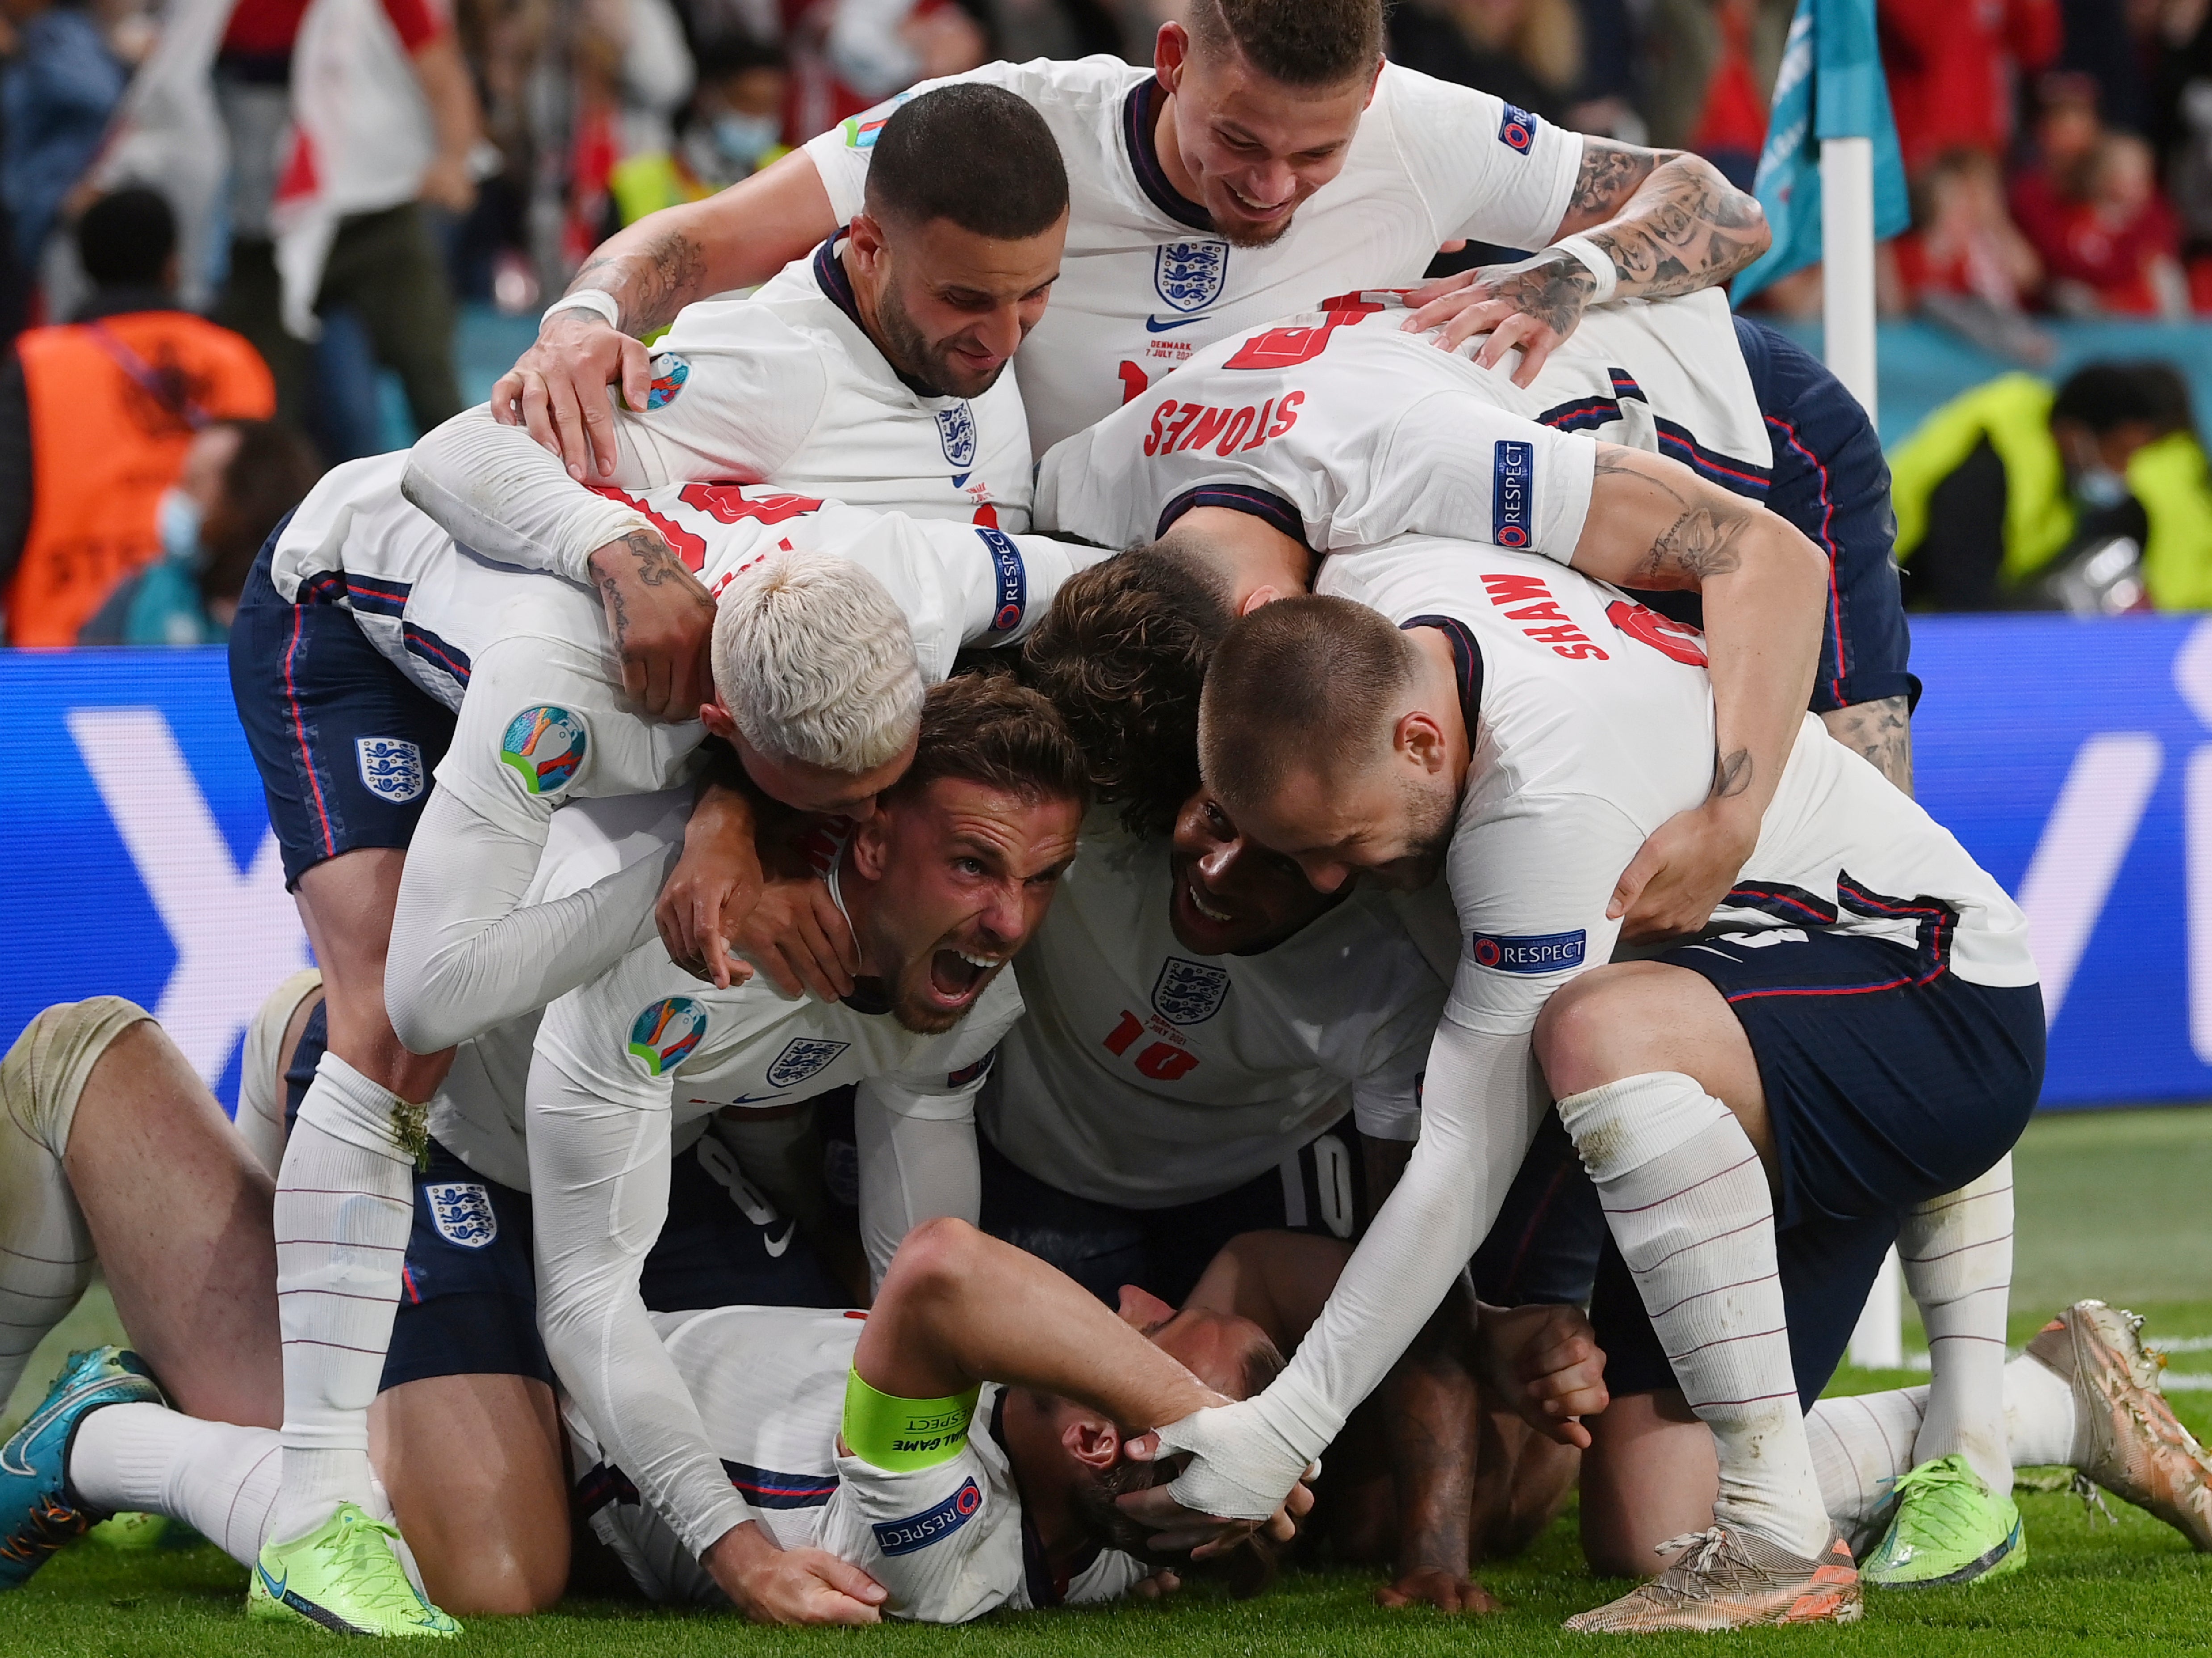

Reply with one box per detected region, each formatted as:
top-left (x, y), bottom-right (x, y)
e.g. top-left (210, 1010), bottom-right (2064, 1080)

top-left (1821, 695), bottom-right (1914, 796)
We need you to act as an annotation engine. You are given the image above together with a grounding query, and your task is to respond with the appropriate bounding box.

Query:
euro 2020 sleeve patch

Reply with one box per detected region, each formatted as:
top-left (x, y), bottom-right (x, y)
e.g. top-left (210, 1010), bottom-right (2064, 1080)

top-left (628, 997), bottom-right (708, 1076)
top-left (644, 352), bottom-right (689, 410)
top-left (499, 705), bottom-right (589, 796)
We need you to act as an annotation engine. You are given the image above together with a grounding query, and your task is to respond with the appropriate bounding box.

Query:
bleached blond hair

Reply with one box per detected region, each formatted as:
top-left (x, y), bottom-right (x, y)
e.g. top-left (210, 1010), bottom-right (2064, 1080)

top-left (711, 548), bottom-right (924, 772)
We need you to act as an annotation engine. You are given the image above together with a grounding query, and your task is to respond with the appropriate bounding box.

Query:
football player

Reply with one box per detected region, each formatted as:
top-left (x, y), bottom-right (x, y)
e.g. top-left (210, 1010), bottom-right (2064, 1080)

top-left (1134, 525), bottom-right (2042, 1629)
top-left (497, 0), bottom-right (1769, 467)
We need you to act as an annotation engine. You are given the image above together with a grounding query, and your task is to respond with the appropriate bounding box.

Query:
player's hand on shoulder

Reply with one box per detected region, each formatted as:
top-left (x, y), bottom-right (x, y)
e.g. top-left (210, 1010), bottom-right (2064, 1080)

top-left (707, 1522), bottom-right (886, 1625)
top-left (733, 867), bottom-right (860, 1003)
top-left (1398, 251), bottom-right (1594, 385)
top-left (1477, 1301), bottom-right (1607, 1449)
top-left (587, 528), bottom-right (717, 720)
top-left (1608, 799), bottom-right (1758, 944)
top-left (661, 783), bottom-right (765, 987)
top-left (1375, 1566), bottom-right (1503, 1614)
top-left (493, 307), bottom-right (654, 481)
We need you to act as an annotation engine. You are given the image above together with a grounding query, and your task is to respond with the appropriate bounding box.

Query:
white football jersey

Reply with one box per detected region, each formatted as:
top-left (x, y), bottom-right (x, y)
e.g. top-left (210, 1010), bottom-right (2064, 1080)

top-left (1315, 537), bottom-right (2037, 1046)
top-left (802, 56), bottom-right (1582, 452)
top-left (270, 453), bottom-right (1078, 858)
top-left (983, 818), bottom-right (1445, 1208)
top-left (569, 1306), bottom-right (1147, 1621)
top-left (1036, 291), bottom-right (1766, 555)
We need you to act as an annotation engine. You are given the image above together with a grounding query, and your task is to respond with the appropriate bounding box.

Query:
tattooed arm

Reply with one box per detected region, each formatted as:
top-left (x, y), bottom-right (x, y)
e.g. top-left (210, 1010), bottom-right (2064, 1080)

top-left (1576, 444), bottom-right (1827, 941)
top-left (587, 528), bottom-right (719, 720)
top-left (492, 151), bottom-right (838, 480)
top-left (1404, 137), bottom-right (1770, 385)
top-left (1822, 695), bottom-right (1915, 795)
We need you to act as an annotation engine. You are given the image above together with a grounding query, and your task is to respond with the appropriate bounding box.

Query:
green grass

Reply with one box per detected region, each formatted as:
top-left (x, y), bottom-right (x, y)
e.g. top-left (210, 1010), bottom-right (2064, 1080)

top-left (3, 1107), bottom-right (2208, 1654)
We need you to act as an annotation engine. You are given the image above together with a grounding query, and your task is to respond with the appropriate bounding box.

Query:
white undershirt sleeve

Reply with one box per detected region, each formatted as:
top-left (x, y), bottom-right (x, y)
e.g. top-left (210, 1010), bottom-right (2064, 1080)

top-left (527, 1017), bottom-right (756, 1559)
top-left (853, 1073), bottom-right (983, 1290)
top-left (385, 788), bottom-right (669, 1053)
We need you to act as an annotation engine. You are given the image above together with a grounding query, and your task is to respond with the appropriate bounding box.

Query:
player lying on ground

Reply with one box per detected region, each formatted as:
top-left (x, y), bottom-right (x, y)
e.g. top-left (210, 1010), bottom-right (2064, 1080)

top-left (0, 1001), bottom-right (1313, 1623)
top-left (1133, 536), bottom-right (2044, 1629)
top-left (497, 0), bottom-right (1768, 469)
top-left (231, 82), bottom-right (1076, 1626)
top-left (1022, 294), bottom-right (2028, 1582)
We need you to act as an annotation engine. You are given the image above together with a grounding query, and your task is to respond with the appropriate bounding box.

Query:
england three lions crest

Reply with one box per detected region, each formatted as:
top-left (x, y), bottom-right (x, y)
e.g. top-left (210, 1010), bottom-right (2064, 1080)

top-left (766, 1037), bottom-right (850, 1089)
top-left (1153, 956), bottom-right (1229, 1026)
top-left (425, 1182), bottom-right (497, 1249)
top-left (1155, 241), bottom-right (1229, 313)
top-left (935, 403), bottom-right (977, 468)
top-left (355, 737), bottom-right (425, 804)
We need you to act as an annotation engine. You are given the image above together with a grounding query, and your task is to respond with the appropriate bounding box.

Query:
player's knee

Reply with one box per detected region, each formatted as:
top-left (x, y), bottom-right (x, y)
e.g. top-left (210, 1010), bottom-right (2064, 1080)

top-left (428, 1530), bottom-right (569, 1616)
top-left (1, 997), bottom-right (155, 1159)
top-left (1532, 971), bottom-right (1636, 1098)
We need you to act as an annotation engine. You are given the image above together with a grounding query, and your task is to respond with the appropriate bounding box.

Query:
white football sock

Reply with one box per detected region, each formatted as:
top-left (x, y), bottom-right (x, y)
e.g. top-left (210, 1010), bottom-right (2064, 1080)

top-left (1898, 1156), bottom-right (2014, 1492)
top-left (1807, 1387), bottom-right (1928, 1535)
top-left (271, 1052), bottom-right (417, 1545)
top-left (0, 1000), bottom-right (144, 1399)
top-left (1560, 1073), bottom-right (1832, 1560)
top-left (70, 1402), bottom-right (281, 1569)
top-left (1806, 1354), bottom-right (2083, 1534)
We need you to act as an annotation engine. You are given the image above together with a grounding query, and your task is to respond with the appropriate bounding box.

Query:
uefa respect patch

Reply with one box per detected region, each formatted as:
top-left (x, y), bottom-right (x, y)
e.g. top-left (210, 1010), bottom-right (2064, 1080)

top-left (1497, 103), bottom-right (1537, 154)
top-left (628, 996), bottom-right (708, 1076)
top-left (499, 705), bottom-right (588, 796)
top-left (977, 527), bottom-right (1026, 636)
top-left (1493, 440), bottom-right (1533, 549)
top-left (872, 1478), bottom-right (982, 1556)
top-left (1468, 929), bottom-right (1585, 974)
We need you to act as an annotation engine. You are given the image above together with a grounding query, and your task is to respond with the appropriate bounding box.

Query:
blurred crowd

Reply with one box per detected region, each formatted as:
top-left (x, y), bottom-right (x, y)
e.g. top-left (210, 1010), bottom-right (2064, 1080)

top-left (5, 0), bottom-right (2212, 644)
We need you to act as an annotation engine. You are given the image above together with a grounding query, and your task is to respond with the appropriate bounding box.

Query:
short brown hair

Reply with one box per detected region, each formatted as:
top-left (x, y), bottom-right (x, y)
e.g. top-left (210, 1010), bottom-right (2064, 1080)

top-left (1199, 595), bottom-right (1413, 812)
top-left (1021, 547), bottom-right (1235, 838)
top-left (866, 83), bottom-right (1069, 242)
top-left (1187, 0), bottom-right (1384, 87)
top-left (895, 668), bottom-right (1092, 813)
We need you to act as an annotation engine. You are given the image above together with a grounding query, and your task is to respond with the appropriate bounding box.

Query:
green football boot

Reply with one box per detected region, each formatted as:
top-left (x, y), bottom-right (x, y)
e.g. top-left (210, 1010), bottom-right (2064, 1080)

top-left (247, 1502), bottom-right (461, 1637)
top-left (1862, 1453), bottom-right (2026, 1588)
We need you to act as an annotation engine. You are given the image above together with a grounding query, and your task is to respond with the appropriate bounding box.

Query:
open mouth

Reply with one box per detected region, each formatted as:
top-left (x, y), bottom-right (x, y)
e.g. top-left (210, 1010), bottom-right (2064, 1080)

top-left (926, 947), bottom-right (999, 1006)
top-left (1185, 875), bottom-right (1234, 925)
top-left (1225, 184), bottom-right (1292, 219)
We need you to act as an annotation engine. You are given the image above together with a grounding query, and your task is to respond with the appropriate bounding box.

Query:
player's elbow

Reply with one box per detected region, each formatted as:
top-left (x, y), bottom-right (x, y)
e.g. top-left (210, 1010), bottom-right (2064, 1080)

top-left (385, 957), bottom-right (466, 1055)
top-left (880, 1215), bottom-right (988, 1307)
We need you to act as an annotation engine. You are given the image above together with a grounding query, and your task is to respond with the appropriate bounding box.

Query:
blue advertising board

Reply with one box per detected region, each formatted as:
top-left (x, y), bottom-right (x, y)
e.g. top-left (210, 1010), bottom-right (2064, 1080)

top-left (1, 619), bottom-right (2209, 1110)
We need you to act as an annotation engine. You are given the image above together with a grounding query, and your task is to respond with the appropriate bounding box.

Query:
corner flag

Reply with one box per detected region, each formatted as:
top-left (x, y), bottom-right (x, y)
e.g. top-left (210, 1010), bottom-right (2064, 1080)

top-left (1732, 0), bottom-right (1910, 305)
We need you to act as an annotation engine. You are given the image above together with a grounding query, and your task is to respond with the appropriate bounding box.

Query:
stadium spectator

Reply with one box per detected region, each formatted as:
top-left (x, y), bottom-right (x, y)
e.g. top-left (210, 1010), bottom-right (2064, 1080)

top-left (564, 0), bottom-right (696, 248)
top-left (0, 0), bottom-right (126, 284)
top-left (212, 0), bottom-right (482, 440)
top-left (1639, 0), bottom-right (1790, 189)
top-left (1890, 360), bottom-right (2212, 611)
top-left (1896, 147), bottom-right (2043, 312)
top-left (2009, 71), bottom-right (2105, 255)
top-left (786, 0), bottom-right (987, 142)
top-left (610, 35), bottom-right (789, 224)
top-left (1880, 0), bottom-right (2061, 176)
top-left (2032, 132), bottom-right (2188, 315)
top-left (78, 419), bottom-right (322, 645)
top-left (1386, 0), bottom-right (1585, 127)
top-left (0, 188), bottom-right (273, 648)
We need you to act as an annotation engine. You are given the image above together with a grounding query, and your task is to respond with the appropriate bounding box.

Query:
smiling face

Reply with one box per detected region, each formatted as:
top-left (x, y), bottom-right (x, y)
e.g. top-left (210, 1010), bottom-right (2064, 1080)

top-left (845, 775), bottom-right (1083, 1032)
top-left (1166, 789), bottom-right (1344, 955)
top-left (1155, 23), bottom-right (1377, 247)
top-left (851, 210), bottom-right (1067, 398)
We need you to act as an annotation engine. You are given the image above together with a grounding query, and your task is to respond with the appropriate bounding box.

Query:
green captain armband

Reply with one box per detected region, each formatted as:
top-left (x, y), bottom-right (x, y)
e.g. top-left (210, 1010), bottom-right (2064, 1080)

top-left (842, 1370), bottom-right (981, 1471)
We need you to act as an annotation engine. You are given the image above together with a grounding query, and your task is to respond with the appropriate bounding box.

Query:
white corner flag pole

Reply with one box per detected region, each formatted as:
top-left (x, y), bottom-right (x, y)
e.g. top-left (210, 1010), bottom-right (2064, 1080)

top-left (1823, 131), bottom-right (1907, 1371)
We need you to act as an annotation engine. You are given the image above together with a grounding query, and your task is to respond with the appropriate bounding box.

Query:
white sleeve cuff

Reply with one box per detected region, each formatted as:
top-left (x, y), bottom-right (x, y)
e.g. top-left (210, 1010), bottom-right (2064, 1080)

top-left (545, 289), bottom-right (622, 330)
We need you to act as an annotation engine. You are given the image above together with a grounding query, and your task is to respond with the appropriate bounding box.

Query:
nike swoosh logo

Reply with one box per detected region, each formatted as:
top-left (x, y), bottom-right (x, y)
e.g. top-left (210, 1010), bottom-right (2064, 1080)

top-left (764, 1221), bottom-right (797, 1258)
top-left (0, 1376), bottom-right (124, 1476)
top-left (722, 1092), bottom-right (790, 1106)
top-left (258, 1561), bottom-right (286, 1599)
top-left (1145, 313), bottom-right (1214, 333)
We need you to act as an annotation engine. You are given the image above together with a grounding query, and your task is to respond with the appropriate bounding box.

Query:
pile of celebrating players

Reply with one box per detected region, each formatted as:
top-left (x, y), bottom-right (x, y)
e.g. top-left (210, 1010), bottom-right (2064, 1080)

top-left (3, 0), bottom-right (2208, 1636)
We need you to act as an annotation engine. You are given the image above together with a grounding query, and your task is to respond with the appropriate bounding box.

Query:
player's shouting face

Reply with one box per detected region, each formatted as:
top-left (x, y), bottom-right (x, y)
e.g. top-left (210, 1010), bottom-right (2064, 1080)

top-left (1167, 790), bottom-right (1345, 956)
top-left (845, 775), bottom-right (1083, 1032)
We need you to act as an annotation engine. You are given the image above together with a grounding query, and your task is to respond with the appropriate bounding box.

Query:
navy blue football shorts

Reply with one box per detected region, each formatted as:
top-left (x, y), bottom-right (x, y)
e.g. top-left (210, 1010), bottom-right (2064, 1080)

top-left (282, 1003), bottom-right (844, 1391)
top-left (1639, 320), bottom-right (1917, 717)
top-left (1589, 926), bottom-right (2045, 1405)
top-left (1468, 1108), bottom-right (1607, 1308)
top-left (976, 1122), bottom-right (1370, 1308)
top-left (230, 524), bottom-right (456, 890)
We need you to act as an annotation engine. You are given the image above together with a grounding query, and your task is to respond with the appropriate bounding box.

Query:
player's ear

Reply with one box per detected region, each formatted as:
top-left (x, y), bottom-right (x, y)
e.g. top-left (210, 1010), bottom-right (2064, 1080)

top-left (1062, 1415), bottom-right (1120, 1471)
top-left (1116, 1284), bottom-right (1177, 1329)
top-left (1238, 585), bottom-right (1285, 616)
top-left (848, 212), bottom-right (890, 270)
top-left (1396, 709), bottom-right (1449, 775)
top-left (848, 810), bottom-right (894, 880)
top-left (700, 697), bottom-right (737, 742)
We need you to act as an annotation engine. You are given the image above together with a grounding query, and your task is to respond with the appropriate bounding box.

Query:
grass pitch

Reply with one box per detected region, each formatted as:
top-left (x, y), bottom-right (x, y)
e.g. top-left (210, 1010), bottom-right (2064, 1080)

top-left (3, 1105), bottom-right (2208, 1657)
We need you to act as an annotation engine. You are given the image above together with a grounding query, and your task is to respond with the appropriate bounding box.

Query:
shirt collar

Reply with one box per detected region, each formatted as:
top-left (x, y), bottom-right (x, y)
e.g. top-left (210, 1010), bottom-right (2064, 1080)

top-left (1121, 76), bottom-right (1214, 233)
top-left (810, 230), bottom-right (952, 401)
